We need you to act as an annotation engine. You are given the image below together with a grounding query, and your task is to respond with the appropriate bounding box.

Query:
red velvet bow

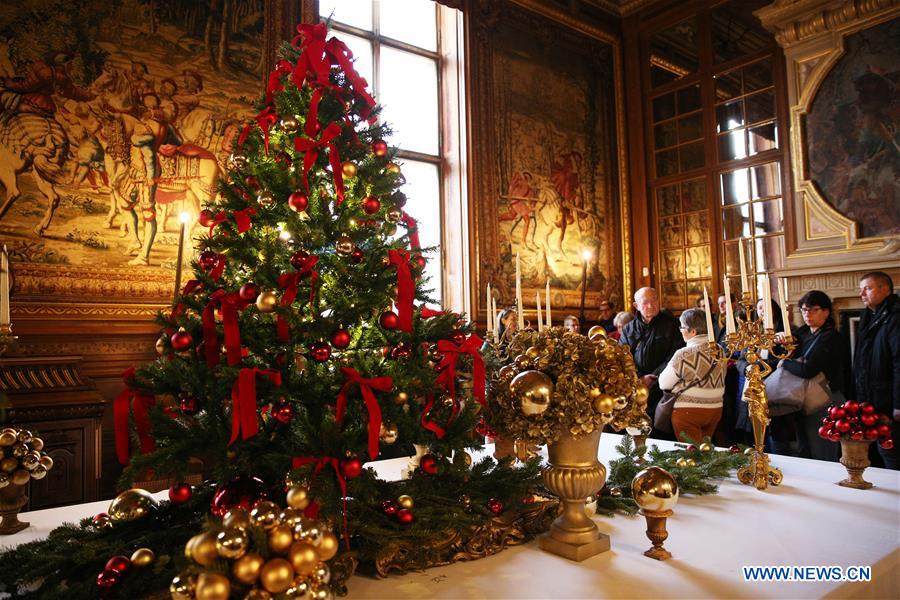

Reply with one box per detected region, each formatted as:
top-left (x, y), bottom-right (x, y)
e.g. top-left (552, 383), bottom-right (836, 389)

top-left (114, 367), bottom-right (157, 465)
top-left (335, 367), bottom-right (392, 460)
top-left (291, 23), bottom-right (331, 88)
top-left (401, 213), bottom-right (420, 250)
top-left (237, 123), bottom-right (252, 147)
top-left (255, 106), bottom-right (278, 155)
top-left (294, 122), bottom-right (344, 202)
top-left (388, 249), bottom-right (414, 333)
top-left (169, 280), bottom-right (202, 321)
top-left (203, 289), bottom-right (244, 367)
top-left (324, 37), bottom-right (377, 122)
top-left (229, 368), bottom-right (282, 444)
top-left (265, 59), bottom-right (294, 104)
top-left (208, 212), bottom-right (229, 237)
top-left (234, 207), bottom-right (257, 234)
top-left (421, 394), bottom-right (446, 439)
top-left (420, 306), bottom-right (445, 319)
top-left (291, 455), bottom-right (350, 549)
top-left (276, 258), bottom-right (319, 342)
top-left (436, 334), bottom-right (487, 408)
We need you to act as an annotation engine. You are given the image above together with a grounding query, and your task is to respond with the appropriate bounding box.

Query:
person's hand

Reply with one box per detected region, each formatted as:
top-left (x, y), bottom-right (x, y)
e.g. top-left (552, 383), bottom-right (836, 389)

top-left (641, 374), bottom-right (657, 388)
top-left (893, 408), bottom-right (900, 423)
top-left (774, 332), bottom-right (788, 344)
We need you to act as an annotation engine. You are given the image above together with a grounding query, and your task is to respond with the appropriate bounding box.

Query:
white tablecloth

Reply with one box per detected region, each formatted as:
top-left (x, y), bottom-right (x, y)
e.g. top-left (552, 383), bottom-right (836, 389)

top-left (4, 435), bottom-right (899, 599)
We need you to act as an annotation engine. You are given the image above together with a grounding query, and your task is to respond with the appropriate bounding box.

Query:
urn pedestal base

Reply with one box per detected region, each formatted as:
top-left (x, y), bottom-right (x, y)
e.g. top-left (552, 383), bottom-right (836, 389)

top-left (0, 484), bottom-right (29, 535)
top-left (838, 439), bottom-right (873, 490)
top-left (538, 530), bottom-right (610, 561)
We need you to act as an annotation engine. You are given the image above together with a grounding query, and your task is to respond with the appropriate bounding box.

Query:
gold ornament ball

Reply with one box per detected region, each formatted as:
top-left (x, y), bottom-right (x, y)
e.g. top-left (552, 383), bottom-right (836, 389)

top-left (634, 385), bottom-right (649, 403)
top-left (397, 494), bottom-right (414, 509)
top-left (386, 162), bottom-right (401, 175)
top-left (17, 430), bottom-right (32, 443)
top-left (216, 527), bottom-right (249, 559)
top-left (245, 589), bottom-right (273, 600)
top-left (685, 458), bottom-right (697, 467)
top-left (189, 531), bottom-right (221, 567)
top-left (256, 290), bottom-right (279, 313)
top-left (257, 190), bottom-right (276, 208)
top-left (251, 500), bottom-right (281, 529)
top-left (379, 422), bottom-right (399, 445)
top-left (588, 325), bottom-right (607, 339)
top-left (279, 115), bottom-right (300, 133)
top-left (513, 354), bottom-right (533, 370)
top-left (11, 443), bottom-right (26, 457)
top-left (592, 394), bottom-right (615, 414)
top-left (11, 469), bottom-right (30, 486)
top-left (393, 391), bottom-right (409, 406)
top-left (744, 447), bottom-right (755, 456)
top-left (385, 207), bottom-right (402, 223)
top-left (30, 465), bottom-right (48, 480)
top-left (341, 161), bottom-right (358, 178)
top-left (289, 541), bottom-right (320, 576)
top-left (309, 585), bottom-right (335, 600)
top-left (229, 151), bottom-right (249, 169)
top-left (279, 507), bottom-right (306, 530)
top-left (30, 437), bottom-right (44, 452)
top-left (614, 395), bottom-right (628, 410)
top-left (675, 457), bottom-right (688, 468)
top-left (1, 458), bottom-right (18, 473)
top-left (196, 571), bottom-right (231, 600)
top-left (294, 352), bottom-right (308, 372)
top-left (170, 574), bottom-right (196, 600)
top-left (108, 488), bottom-right (159, 522)
top-left (335, 234), bottom-right (355, 256)
top-left (21, 452), bottom-right (40, 470)
top-left (0, 473), bottom-right (10, 489)
top-left (287, 578), bottom-right (311, 598)
top-left (286, 486), bottom-right (311, 510)
top-left (223, 508), bottom-right (252, 530)
top-left (295, 519), bottom-right (324, 546)
top-left (130, 547), bottom-right (155, 567)
top-left (699, 442), bottom-right (714, 452)
top-left (496, 365), bottom-right (518, 383)
top-left (268, 524), bottom-right (295, 554)
top-left (632, 466), bottom-right (679, 512)
top-left (510, 370), bottom-right (554, 416)
top-left (39, 454), bottom-right (53, 470)
top-left (233, 552), bottom-right (265, 585)
top-left (313, 562), bottom-right (331, 584)
top-left (155, 336), bottom-right (166, 355)
top-left (0, 431), bottom-right (16, 446)
top-left (260, 558), bottom-right (295, 594)
top-left (317, 531), bottom-right (339, 561)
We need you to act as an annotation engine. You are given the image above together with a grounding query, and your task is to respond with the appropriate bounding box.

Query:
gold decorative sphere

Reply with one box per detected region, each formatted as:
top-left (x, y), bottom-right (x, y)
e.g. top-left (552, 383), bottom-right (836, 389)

top-left (685, 458), bottom-right (696, 467)
top-left (30, 437), bottom-right (44, 452)
top-left (385, 162), bottom-right (401, 175)
top-left (279, 507), bottom-right (306, 530)
top-left (0, 472), bottom-right (9, 489)
top-left (108, 488), bottom-right (159, 522)
top-left (699, 442), bottom-right (714, 452)
top-left (393, 391), bottom-right (409, 405)
top-left (216, 527), bottom-right (249, 559)
top-left (30, 466), bottom-right (47, 480)
top-left (295, 519), bottom-right (324, 546)
top-left (39, 455), bottom-right (53, 470)
top-left (631, 466), bottom-right (679, 512)
top-left (251, 500), bottom-right (280, 529)
top-left (257, 190), bottom-right (276, 208)
top-left (130, 547), bottom-right (156, 567)
top-left (260, 558), bottom-right (295, 594)
top-left (379, 422), bottom-right (399, 444)
top-left (245, 589), bottom-right (273, 600)
top-left (288, 541), bottom-right (320, 576)
top-left (256, 290), bottom-right (279, 313)
top-left (313, 562), bottom-right (331, 584)
top-left (268, 524), bottom-right (295, 554)
top-left (21, 452), bottom-right (40, 470)
top-left (496, 364), bottom-right (518, 383)
top-left (279, 115), bottom-right (300, 134)
top-left (592, 393), bottom-right (615, 414)
top-left (675, 457), bottom-right (688, 468)
top-left (510, 370), bottom-right (553, 416)
top-left (223, 508), bottom-right (252, 530)
top-left (397, 494), bottom-right (414, 509)
top-left (170, 574), bottom-right (196, 600)
top-left (11, 469), bottom-right (30, 485)
top-left (286, 578), bottom-right (311, 598)
top-left (513, 354), bottom-right (533, 370)
top-left (335, 234), bottom-right (355, 256)
top-left (317, 531), bottom-right (339, 561)
top-left (17, 430), bottom-right (32, 443)
top-left (0, 431), bottom-right (16, 446)
top-left (196, 571), bottom-right (231, 600)
top-left (385, 207), bottom-right (403, 223)
top-left (588, 325), bottom-right (607, 339)
top-left (286, 486), bottom-right (310, 510)
top-left (1, 458), bottom-right (18, 473)
top-left (229, 151), bottom-right (248, 170)
top-left (187, 531), bottom-right (220, 566)
top-left (233, 552), bottom-right (265, 585)
top-left (341, 161), bottom-right (358, 178)
top-left (309, 584), bottom-right (335, 600)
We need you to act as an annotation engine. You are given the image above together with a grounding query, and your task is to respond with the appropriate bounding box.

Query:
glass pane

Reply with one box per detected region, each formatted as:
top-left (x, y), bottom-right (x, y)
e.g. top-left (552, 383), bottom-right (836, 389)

top-left (379, 47), bottom-right (439, 155)
top-left (748, 123), bottom-right (778, 155)
top-left (753, 199), bottom-right (783, 235)
top-left (337, 33), bottom-right (373, 91)
top-left (660, 216), bottom-right (683, 248)
top-left (678, 113), bottom-right (703, 142)
top-left (656, 149), bottom-right (678, 178)
top-left (743, 58), bottom-right (773, 92)
top-left (398, 160), bottom-right (441, 303)
top-left (682, 179), bottom-right (706, 212)
top-left (649, 18), bottom-right (699, 87)
top-left (320, 0), bottom-right (372, 30)
top-left (380, 0), bottom-right (437, 51)
top-left (715, 70), bottom-right (742, 102)
top-left (720, 168), bottom-right (750, 205)
top-left (684, 211), bottom-right (710, 244)
top-left (753, 235), bottom-right (784, 273)
top-left (723, 242), bottom-right (741, 277)
top-left (651, 64), bottom-right (679, 88)
top-left (654, 121), bottom-right (677, 149)
top-left (723, 204), bottom-right (752, 239)
top-left (716, 100), bottom-right (744, 132)
top-left (652, 93), bottom-right (676, 122)
top-left (662, 281), bottom-right (686, 310)
top-left (657, 185), bottom-right (679, 216)
top-left (680, 142), bottom-right (705, 172)
top-left (677, 85), bottom-right (701, 113)
top-left (718, 129), bottom-right (748, 161)
top-left (745, 90), bottom-right (774, 124)
top-left (750, 162), bottom-right (781, 199)
top-left (687, 279), bottom-right (712, 310)
top-left (662, 249), bottom-right (685, 281)
top-left (711, 1), bottom-right (772, 64)
top-left (685, 246), bottom-right (711, 279)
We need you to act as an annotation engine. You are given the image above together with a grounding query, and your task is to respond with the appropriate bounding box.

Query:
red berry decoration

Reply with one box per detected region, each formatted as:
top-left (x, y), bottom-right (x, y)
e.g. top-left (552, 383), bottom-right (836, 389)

top-left (362, 196), bottom-right (381, 214)
top-left (880, 438), bottom-right (894, 450)
top-left (850, 430), bottom-right (864, 441)
top-left (199, 209), bottom-right (216, 227)
top-left (170, 330), bottom-right (193, 352)
top-left (842, 400), bottom-right (859, 414)
top-left (105, 555), bottom-right (131, 574)
top-left (179, 396), bottom-right (199, 416)
top-left (198, 250), bottom-right (219, 271)
top-left (860, 403), bottom-right (875, 415)
top-left (486, 498), bottom-right (504, 514)
top-left (420, 454), bottom-right (439, 475)
top-left (272, 402), bottom-right (294, 424)
top-left (331, 327), bottom-right (351, 349)
top-left (371, 139), bottom-right (388, 157)
top-left (817, 426), bottom-right (830, 440)
top-left (449, 329), bottom-right (466, 345)
top-left (288, 191), bottom-right (309, 212)
top-left (290, 250), bottom-right (311, 269)
top-left (168, 482), bottom-right (193, 504)
top-left (350, 248), bottom-right (365, 264)
top-left (391, 343), bottom-right (412, 359)
top-left (97, 569), bottom-right (119, 589)
top-left (382, 500), bottom-right (398, 516)
top-left (239, 282), bottom-right (259, 301)
top-left (310, 341), bottom-right (332, 363)
top-left (396, 508), bottom-right (414, 524)
top-left (340, 457), bottom-right (363, 480)
top-left (379, 311), bottom-right (399, 330)
top-left (210, 474), bottom-right (268, 517)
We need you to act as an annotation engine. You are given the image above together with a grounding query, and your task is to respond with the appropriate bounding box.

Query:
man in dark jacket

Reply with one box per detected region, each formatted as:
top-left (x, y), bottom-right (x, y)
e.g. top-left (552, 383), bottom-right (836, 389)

top-left (619, 287), bottom-right (685, 431)
top-left (854, 271), bottom-right (900, 469)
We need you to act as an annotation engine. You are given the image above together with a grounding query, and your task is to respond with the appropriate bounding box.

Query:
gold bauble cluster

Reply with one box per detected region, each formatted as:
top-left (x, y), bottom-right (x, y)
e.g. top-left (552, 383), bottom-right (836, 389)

top-left (0, 428), bottom-right (54, 488)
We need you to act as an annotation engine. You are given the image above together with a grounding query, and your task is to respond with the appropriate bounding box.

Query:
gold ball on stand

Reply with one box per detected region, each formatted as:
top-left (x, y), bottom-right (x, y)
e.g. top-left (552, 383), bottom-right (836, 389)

top-left (30, 465), bottom-right (47, 480)
top-left (256, 290), bottom-right (280, 313)
top-left (397, 494), bottom-right (414, 509)
top-left (317, 531), bottom-right (339, 561)
top-left (130, 547), bottom-right (156, 567)
top-left (21, 452), bottom-right (40, 470)
top-left (631, 466), bottom-right (679, 513)
top-left (0, 431), bottom-right (16, 446)
top-left (251, 501), bottom-right (280, 529)
top-left (260, 558), bottom-right (295, 594)
top-left (0, 472), bottom-right (11, 489)
top-left (30, 437), bottom-right (44, 452)
top-left (510, 370), bottom-right (553, 416)
top-left (279, 507), bottom-right (305, 530)
top-left (17, 430), bottom-right (32, 443)
top-left (196, 571), bottom-right (231, 600)
top-left (288, 541), bottom-right (320, 576)
top-left (245, 589), bottom-right (273, 600)
top-left (313, 562), bottom-right (331, 584)
top-left (39, 455), bottom-right (53, 470)
top-left (233, 552), bottom-right (265, 585)
top-left (286, 486), bottom-right (311, 510)
top-left (108, 488), bottom-right (159, 522)
top-left (1, 458), bottom-right (17, 473)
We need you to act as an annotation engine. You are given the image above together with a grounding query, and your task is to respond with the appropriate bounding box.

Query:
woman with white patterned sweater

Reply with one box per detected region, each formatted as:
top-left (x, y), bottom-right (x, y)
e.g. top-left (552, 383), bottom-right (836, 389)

top-left (658, 309), bottom-right (727, 443)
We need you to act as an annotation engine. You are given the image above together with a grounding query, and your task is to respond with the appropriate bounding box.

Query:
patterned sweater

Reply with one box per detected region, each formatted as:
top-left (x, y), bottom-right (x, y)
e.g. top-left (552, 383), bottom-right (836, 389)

top-left (658, 337), bottom-right (726, 409)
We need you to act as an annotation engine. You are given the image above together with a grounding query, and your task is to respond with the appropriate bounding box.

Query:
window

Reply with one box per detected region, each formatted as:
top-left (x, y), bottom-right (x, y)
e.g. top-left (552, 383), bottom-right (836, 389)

top-left (319, 0), bottom-right (466, 309)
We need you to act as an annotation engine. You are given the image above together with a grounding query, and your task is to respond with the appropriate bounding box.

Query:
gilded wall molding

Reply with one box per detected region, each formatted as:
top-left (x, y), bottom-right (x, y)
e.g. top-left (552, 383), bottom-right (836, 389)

top-left (756, 0), bottom-right (900, 47)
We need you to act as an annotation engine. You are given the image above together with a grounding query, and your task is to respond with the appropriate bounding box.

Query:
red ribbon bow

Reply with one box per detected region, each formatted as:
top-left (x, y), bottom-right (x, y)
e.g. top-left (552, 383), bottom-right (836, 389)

top-left (114, 367), bottom-right (157, 465)
top-left (203, 289), bottom-right (244, 367)
top-left (421, 393), bottom-right (446, 439)
top-left (420, 306), bottom-right (446, 319)
top-left (388, 249), bottom-right (415, 333)
top-left (276, 258), bottom-right (319, 341)
top-left (291, 23), bottom-right (331, 87)
top-left (401, 213), bottom-right (420, 250)
top-left (255, 106), bottom-right (278, 155)
top-left (266, 59), bottom-right (294, 104)
top-left (324, 37), bottom-right (377, 122)
top-left (291, 455), bottom-right (351, 549)
top-left (229, 368), bottom-right (282, 444)
top-left (294, 122), bottom-right (344, 203)
top-left (234, 207), bottom-right (257, 234)
top-left (335, 367), bottom-right (392, 460)
top-left (436, 334), bottom-right (487, 408)
top-left (169, 280), bottom-right (202, 322)
top-left (208, 212), bottom-right (229, 237)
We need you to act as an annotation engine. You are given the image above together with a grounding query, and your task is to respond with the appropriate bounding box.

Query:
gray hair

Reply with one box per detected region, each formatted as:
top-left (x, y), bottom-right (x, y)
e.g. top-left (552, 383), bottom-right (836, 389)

top-left (680, 308), bottom-right (707, 334)
top-left (613, 311), bottom-right (634, 328)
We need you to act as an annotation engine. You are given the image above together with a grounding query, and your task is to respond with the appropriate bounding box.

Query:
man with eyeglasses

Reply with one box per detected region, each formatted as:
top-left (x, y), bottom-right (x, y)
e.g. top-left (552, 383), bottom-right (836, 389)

top-left (854, 271), bottom-right (900, 469)
top-left (597, 300), bottom-right (616, 333)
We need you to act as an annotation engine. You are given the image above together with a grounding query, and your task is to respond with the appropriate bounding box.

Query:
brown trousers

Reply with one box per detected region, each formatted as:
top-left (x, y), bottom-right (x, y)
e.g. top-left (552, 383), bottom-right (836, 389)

top-left (671, 406), bottom-right (723, 444)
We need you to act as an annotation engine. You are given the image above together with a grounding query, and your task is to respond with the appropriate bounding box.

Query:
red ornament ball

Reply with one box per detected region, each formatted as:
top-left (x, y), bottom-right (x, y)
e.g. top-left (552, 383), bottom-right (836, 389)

top-left (830, 407), bottom-right (846, 420)
top-left (420, 454), bottom-right (439, 475)
top-left (179, 396), bottom-right (199, 416)
top-left (272, 402), bottom-right (294, 424)
top-left (105, 555), bottom-right (131, 574)
top-left (850, 430), bottom-right (864, 441)
top-left (449, 330), bottom-right (466, 345)
top-left (170, 330), bottom-right (193, 352)
top-left (475, 419), bottom-right (497, 438)
top-left (865, 428), bottom-right (880, 441)
top-left (350, 248), bottom-right (365, 264)
top-left (860, 403), bottom-right (876, 415)
top-left (340, 458), bottom-right (363, 480)
top-left (362, 196), bottom-right (381, 214)
top-left (382, 500), bottom-right (398, 516)
top-left (880, 437), bottom-right (895, 450)
top-left (828, 431), bottom-right (842, 442)
top-left (414, 255), bottom-right (426, 270)
top-left (379, 311), bottom-right (400, 330)
top-left (878, 424), bottom-right (892, 438)
top-left (244, 175), bottom-right (259, 189)
top-left (372, 139), bottom-right (388, 157)
top-left (168, 482), bottom-right (193, 505)
top-left (728, 445), bottom-right (741, 453)
top-left (835, 419), bottom-right (851, 433)
top-left (239, 282), bottom-right (260, 301)
top-left (210, 474), bottom-right (268, 517)
top-left (198, 250), bottom-right (219, 271)
top-left (331, 328), bottom-right (351, 350)
top-left (310, 341), bottom-right (332, 363)
top-left (861, 414), bottom-right (877, 427)
top-left (391, 343), bottom-right (412, 359)
top-left (92, 512), bottom-right (110, 525)
top-left (199, 209), bottom-right (216, 227)
top-left (97, 569), bottom-right (119, 589)
top-left (817, 426), bottom-right (831, 440)
top-left (288, 192), bottom-right (309, 213)
top-left (290, 250), bottom-right (311, 270)
top-left (486, 498), bottom-right (504, 514)
top-left (396, 508), bottom-right (414, 524)
top-left (686, 444), bottom-right (697, 452)
top-left (391, 191), bottom-right (407, 208)
top-left (842, 400), bottom-right (859, 414)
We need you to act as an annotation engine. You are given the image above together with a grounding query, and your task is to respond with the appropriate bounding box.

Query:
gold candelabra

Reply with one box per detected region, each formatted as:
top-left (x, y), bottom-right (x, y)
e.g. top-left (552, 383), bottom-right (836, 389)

top-left (716, 292), bottom-right (796, 490)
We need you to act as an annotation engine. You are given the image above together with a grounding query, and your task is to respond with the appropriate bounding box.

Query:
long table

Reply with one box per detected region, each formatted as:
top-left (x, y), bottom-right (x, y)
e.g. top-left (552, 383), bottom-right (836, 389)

top-left (4, 435), bottom-right (899, 599)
